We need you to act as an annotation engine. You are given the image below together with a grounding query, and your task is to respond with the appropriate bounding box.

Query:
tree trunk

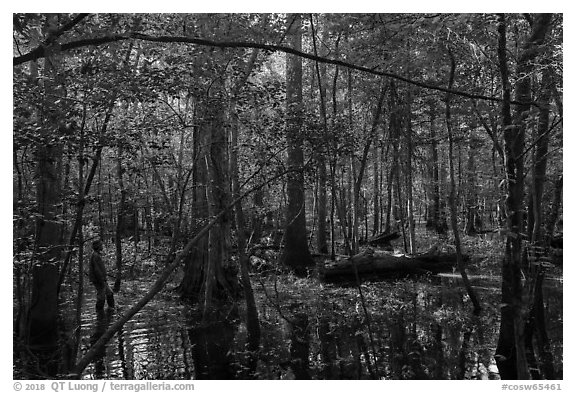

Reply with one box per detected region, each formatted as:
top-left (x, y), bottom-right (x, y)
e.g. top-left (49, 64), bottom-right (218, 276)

top-left (426, 102), bottom-right (447, 234)
top-left (203, 82), bottom-right (237, 312)
top-left (353, 80), bottom-right (386, 255)
top-left (495, 13), bottom-right (552, 380)
top-left (465, 132), bottom-right (480, 235)
top-left (320, 247), bottom-right (468, 282)
top-left (372, 143), bottom-right (380, 236)
top-left (404, 91), bottom-right (416, 253)
top-left (28, 15), bottom-right (63, 361)
top-left (231, 122), bottom-right (260, 358)
top-left (530, 62), bottom-right (553, 244)
top-left (179, 110), bottom-right (210, 302)
top-left (310, 15), bottom-right (329, 254)
top-left (445, 49), bottom-right (481, 315)
top-left (280, 13), bottom-right (314, 274)
top-left (114, 141), bottom-right (125, 293)
top-left (544, 175), bottom-right (562, 246)
top-left (230, 45), bottom-right (262, 358)
top-left (73, 113), bottom-right (86, 366)
top-left (384, 162), bottom-right (394, 233)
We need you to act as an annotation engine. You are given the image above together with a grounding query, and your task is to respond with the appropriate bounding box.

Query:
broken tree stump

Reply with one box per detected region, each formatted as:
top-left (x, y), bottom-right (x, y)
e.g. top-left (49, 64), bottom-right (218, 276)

top-left (319, 247), bottom-right (467, 283)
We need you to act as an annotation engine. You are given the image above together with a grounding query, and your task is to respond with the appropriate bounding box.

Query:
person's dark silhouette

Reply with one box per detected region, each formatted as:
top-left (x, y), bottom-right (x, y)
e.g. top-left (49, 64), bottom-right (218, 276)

top-left (89, 240), bottom-right (115, 310)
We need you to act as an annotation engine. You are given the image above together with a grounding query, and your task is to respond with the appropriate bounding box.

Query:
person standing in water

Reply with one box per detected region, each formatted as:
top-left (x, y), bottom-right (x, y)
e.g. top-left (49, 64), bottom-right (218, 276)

top-left (89, 239), bottom-right (115, 310)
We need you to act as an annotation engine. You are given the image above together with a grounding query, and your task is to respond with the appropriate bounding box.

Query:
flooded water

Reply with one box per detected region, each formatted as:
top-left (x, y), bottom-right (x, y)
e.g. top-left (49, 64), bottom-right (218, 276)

top-left (60, 271), bottom-right (562, 380)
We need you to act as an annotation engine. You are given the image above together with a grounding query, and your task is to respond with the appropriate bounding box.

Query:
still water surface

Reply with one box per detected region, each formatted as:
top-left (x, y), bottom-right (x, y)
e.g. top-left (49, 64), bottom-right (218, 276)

top-left (73, 273), bottom-right (562, 380)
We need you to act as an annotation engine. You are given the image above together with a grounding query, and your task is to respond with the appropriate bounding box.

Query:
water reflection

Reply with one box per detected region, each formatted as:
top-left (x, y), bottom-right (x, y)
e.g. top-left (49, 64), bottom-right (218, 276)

top-left (187, 309), bottom-right (239, 379)
top-left (56, 274), bottom-right (561, 380)
top-left (287, 307), bottom-right (310, 379)
top-left (90, 309), bottom-right (113, 379)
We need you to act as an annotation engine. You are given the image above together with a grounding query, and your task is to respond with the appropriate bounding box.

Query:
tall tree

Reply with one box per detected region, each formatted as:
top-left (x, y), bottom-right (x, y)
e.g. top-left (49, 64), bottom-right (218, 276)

top-left (280, 13), bottom-right (314, 274)
top-left (28, 15), bottom-right (64, 363)
top-left (425, 99), bottom-right (447, 234)
top-left (310, 14), bottom-right (329, 254)
top-left (495, 13), bottom-right (552, 380)
top-left (203, 77), bottom-right (237, 311)
top-left (352, 79), bottom-right (386, 254)
top-left (528, 61), bottom-right (553, 244)
top-left (404, 91), bottom-right (416, 253)
top-left (229, 44), bottom-right (262, 359)
top-left (464, 131), bottom-right (481, 235)
top-left (445, 48), bottom-right (481, 315)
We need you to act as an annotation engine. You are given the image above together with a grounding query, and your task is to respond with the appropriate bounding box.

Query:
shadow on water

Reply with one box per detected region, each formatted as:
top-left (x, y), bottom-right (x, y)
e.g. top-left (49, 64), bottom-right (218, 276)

top-left (49, 272), bottom-right (561, 380)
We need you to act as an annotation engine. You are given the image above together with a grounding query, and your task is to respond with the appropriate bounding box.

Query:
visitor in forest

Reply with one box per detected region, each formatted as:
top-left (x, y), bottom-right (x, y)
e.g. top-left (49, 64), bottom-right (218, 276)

top-left (89, 239), bottom-right (115, 310)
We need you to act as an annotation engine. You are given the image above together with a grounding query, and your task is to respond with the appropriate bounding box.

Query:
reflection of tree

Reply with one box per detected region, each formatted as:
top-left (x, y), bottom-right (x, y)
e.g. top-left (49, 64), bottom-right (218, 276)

top-left (432, 286), bottom-right (446, 379)
top-left (179, 329), bottom-right (194, 379)
top-left (433, 322), bottom-right (446, 379)
top-left (289, 311), bottom-right (310, 379)
top-left (318, 312), bottom-right (337, 378)
top-left (316, 299), bottom-right (364, 379)
top-left (188, 311), bottom-right (239, 379)
top-left (116, 323), bottom-right (128, 379)
top-left (389, 312), bottom-right (407, 378)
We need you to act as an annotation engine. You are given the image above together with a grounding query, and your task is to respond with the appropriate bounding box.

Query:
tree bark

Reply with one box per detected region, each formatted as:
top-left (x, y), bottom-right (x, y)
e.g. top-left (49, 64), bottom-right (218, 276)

top-left (178, 121), bottom-right (209, 302)
top-left (72, 107), bottom-right (87, 366)
top-left (352, 80), bottom-right (386, 255)
top-left (530, 62), bottom-right (553, 244)
top-left (426, 101), bottom-right (446, 234)
top-left (320, 247), bottom-right (467, 282)
top-left (404, 91), bottom-right (416, 253)
top-left (445, 49), bottom-right (481, 315)
top-left (230, 45), bottom-right (262, 358)
top-left (310, 14), bottom-right (329, 254)
top-left (280, 13), bottom-right (314, 274)
top-left (464, 132), bottom-right (480, 235)
top-left (496, 13), bottom-right (552, 380)
top-left (203, 81), bottom-right (237, 312)
top-left (114, 140), bottom-right (125, 293)
top-left (544, 175), bottom-right (562, 246)
top-left (28, 15), bottom-right (63, 357)
top-left (372, 142), bottom-right (380, 236)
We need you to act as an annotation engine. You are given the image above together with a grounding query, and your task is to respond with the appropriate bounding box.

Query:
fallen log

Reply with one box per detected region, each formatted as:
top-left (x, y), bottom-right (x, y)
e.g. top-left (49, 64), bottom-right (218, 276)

top-left (361, 231), bottom-right (400, 250)
top-left (319, 247), bottom-right (468, 282)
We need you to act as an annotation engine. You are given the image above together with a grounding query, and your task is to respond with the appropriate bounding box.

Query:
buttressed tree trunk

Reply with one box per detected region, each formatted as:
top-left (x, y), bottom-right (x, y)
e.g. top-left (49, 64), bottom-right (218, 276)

top-left (281, 13), bottom-right (314, 274)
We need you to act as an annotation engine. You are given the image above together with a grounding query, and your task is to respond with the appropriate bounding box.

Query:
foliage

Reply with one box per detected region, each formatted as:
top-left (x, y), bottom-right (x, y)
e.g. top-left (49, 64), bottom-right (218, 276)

top-left (13, 13), bottom-right (562, 380)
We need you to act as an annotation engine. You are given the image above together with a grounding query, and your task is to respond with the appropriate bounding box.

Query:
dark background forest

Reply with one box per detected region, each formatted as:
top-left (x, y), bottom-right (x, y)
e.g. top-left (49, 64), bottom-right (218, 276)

top-left (12, 13), bottom-right (563, 380)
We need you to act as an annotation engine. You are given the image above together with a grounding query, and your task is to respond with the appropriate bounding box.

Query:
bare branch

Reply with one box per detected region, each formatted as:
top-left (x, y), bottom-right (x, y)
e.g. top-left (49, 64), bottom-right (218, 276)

top-left (14, 32), bottom-right (538, 106)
